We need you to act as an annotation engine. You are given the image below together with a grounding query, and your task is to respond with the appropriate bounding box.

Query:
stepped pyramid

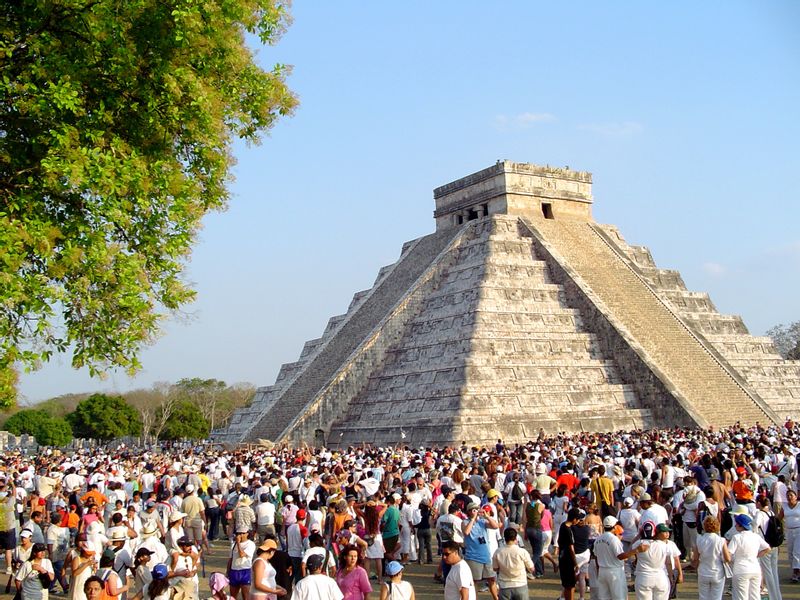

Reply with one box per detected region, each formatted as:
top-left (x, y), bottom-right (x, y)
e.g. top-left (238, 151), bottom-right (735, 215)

top-left (218, 162), bottom-right (799, 446)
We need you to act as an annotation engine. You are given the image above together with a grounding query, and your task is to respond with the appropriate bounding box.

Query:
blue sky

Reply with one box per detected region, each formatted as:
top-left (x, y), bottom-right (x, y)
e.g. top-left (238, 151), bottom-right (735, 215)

top-left (19, 1), bottom-right (800, 402)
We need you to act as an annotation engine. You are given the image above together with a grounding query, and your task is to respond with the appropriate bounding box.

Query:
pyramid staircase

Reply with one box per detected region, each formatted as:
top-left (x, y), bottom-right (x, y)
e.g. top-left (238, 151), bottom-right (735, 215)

top-left (596, 224), bottom-right (800, 418)
top-left (525, 218), bottom-right (778, 428)
top-left (327, 215), bottom-right (653, 446)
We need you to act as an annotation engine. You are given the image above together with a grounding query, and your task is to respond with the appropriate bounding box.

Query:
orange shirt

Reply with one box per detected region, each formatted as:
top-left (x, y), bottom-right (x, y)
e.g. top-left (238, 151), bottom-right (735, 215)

top-left (732, 479), bottom-right (753, 501)
top-left (80, 490), bottom-right (108, 508)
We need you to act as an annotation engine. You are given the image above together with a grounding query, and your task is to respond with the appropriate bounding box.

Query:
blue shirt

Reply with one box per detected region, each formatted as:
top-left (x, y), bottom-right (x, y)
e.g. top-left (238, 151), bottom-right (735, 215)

top-left (463, 518), bottom-right (492, 564)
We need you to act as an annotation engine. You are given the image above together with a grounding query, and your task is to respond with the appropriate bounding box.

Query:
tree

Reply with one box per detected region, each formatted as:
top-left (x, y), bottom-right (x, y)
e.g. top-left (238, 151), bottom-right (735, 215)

top-left (766, 321), bottom-right (800, 359)
top-left (171, 377), bottom-right (253, 432)
top-left (67, 393), bottom-right (141, 440)
top-left (160, 400), bottom-right (210, 440)
top-left (0, 1), bottom-right (297, 407)
top-left (3, 408), bottom-right (72, 446)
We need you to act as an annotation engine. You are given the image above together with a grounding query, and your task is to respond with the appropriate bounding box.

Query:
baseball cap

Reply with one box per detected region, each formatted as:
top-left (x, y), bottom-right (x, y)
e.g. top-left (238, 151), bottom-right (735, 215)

top-left (385, 561), bottom-right (404, 576)
top-left (639, 492), bottom-right (652, 502)
top-left (603, 516), bottom-right (618, 529)
top-left (656, 523), bottom-right (672, 533)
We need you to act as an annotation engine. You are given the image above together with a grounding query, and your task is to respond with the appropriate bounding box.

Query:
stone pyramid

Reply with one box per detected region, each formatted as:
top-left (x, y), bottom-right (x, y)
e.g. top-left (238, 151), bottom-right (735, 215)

top-left (218, 162), bottom-right (799, 446)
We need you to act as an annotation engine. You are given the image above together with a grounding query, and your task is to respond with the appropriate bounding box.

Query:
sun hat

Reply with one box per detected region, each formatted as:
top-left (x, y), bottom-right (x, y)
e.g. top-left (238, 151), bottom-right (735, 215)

top-left (209, 573), bottom-right (229, 594)
top-left (487, 489), bottom-right (500, 499)
top-left (169, 511), bottom-right (187, 523)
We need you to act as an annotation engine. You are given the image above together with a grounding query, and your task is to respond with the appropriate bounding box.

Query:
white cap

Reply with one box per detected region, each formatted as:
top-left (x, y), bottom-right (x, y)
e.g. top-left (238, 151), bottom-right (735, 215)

top-left (185, 484), bottom-right (195, 493)
top-left (603, 516), bottom-right (618, 529)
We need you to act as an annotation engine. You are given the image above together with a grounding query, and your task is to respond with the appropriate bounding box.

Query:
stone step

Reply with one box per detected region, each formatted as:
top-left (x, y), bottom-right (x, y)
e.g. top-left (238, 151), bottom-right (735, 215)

top-left (529, 218), bottom-right (773, 427)
top-left (246, 225), bottom-right (463, 442)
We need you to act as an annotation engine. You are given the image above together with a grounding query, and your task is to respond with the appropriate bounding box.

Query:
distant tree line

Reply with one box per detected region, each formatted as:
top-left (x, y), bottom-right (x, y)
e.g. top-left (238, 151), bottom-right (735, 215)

top-left (0, 378), bottom-right (254, 446)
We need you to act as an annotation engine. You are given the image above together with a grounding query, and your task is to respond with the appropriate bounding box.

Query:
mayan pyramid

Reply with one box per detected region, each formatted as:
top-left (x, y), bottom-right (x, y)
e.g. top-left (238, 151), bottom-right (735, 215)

top-left (218, 162), bottom-right (800, 446)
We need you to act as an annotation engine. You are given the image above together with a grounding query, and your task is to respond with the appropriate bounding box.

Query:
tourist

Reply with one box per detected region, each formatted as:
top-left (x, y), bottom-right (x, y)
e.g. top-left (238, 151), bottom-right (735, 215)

top-left (16, 542), bottom-right (54, 600)
top-left (95, 549), bottom-right (128, 600)
top-left (557, 507), bottom-right (582, 600)
top-left (227, 529), bottom-right (255, 600)
top-left (335, 545), bottom-right (372, 600)
top-left (250, 539), bottom-right (287, 599)
top-left (83, 576), bottom-right (103, 600)
top-left (293, 554), bottom-right (343, 600)
top-left (443, 540), bottom-right (475, 600)
top-left (415, 498), bottom-right (433, 564)
top-left (380, 494), bottom-right (401, 561)
top-left (782, 488), bottom-right (800, 582)
top-left (631, 523), bottom-right (671, 600)
top-left (491, 527), bottom-right (533, 600)
top-left (727, 514), bottom-right (770, 600)
top-left (461, 502), bottom-right (499, 600)
top-left (363, 500), bottom-right (385, 584)
top-left (691, 516), bottom-right (730, 600)
top-left (593, 516), bottom-right (633, 600)
top-left (169, 536), bottom-right (199, 600)
top-left (753, 497), bottom-right (781, 600)
top-left (521, 489), bottom-right (545, 577)
top-left (379, 560), bottom-right (413, 600)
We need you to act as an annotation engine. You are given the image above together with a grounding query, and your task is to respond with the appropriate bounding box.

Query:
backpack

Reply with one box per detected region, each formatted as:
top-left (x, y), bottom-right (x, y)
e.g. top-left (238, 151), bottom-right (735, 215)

top-left (764, 513), bottom-right (784, 548)
top-left (510, 483), bottom-right (524, 502)
top-left (97, 568), bottom-right (116, 600)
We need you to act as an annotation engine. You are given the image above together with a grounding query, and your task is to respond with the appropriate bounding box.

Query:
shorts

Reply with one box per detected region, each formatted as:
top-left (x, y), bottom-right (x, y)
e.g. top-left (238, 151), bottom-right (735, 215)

top-left (575, 549), bottom-right (591, 574)
top-left (559, 558), bottom-right (577, 588)
top-left (0, 530), bottom-right (15, 551)
top-left (229, 568), bottom-right (252, 587)
top-left (383, 535), bottom-right (399, 554)
top-left (466, 559), bottom-right (495, 582)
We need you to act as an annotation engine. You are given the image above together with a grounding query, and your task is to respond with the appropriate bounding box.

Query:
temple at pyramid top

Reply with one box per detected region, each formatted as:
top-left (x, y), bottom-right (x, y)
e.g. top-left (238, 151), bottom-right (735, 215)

top-left (434, 161), bottom-right (594, 229)
top-left (217, 162), bottom-right (799, 447)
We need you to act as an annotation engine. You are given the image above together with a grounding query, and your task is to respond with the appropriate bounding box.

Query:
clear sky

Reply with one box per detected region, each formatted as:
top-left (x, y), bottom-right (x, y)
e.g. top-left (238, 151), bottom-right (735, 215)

top-left (18, 1), bottom-right (800, 403)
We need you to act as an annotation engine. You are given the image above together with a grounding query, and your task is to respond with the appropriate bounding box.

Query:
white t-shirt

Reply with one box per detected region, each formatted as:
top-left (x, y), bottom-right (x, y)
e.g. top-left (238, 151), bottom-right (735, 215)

top-left (631, 540), bottom-right (670, 579)
top-left (445, 560), bottom-right (476, 600)
top-left (695, 533), bottom-right (726, 579)
top-left (46, 525), bottom-right (71, 562)
top-left (594, 532), bottom-right (624, 569)
top-left (255, 502), bottom-right (275, 526)
top-left (727, 530), bottom-right (769, 576)
top-left (292, 573), bottom-right (343, 600)
top-left (229, 539), bottom-right (256, 570)
top-left (618, 508), bottom-right (640, 542)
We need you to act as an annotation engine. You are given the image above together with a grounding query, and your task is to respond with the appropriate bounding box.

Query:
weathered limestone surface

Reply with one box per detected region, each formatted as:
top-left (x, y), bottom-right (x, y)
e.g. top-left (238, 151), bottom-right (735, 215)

top-left (219, 161), bottom-right (795, 446)
top-left (597, 224), bottom-right (800, 419)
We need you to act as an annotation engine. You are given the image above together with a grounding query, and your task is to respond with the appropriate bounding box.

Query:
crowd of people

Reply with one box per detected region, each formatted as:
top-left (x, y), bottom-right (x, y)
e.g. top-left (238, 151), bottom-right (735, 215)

top-left (0, 418), bottom-right (799, 600)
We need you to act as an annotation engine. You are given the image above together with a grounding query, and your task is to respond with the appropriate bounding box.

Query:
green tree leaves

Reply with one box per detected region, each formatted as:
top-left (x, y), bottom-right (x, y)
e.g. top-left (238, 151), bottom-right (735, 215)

top-left (159, 400), bottom-right (210, 440)
top-left (67, 393), bottom-right (142, 440)
top-left (3, 408), bottom-right (72, 446)
top-left (0, 0), bottom-right (297, 406)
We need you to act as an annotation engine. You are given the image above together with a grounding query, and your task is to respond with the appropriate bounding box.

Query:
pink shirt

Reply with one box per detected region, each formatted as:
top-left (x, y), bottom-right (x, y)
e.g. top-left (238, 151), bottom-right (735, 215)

top-left (541, 509), bottom-right (553, 532)
top-left (335, 566), bottom-right (372, 600)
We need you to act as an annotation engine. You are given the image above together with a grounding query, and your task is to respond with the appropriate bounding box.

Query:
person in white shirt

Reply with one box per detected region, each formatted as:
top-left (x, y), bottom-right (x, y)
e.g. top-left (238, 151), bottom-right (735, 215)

top-left (618, 497), bottom-right (640, 579)
top-left (691, 516), bottom-right (730, 600)
top-left (631, 523), bottom-right (671, 600)
top-left (491, 527), bottom-right (533, 600)
top-left (443, 541), bottom-right (476, 600)
top-left (727, 514), bottom-right (770, 600)
top-left (255, 494), bottom-right (276, 542)
top-left (594, 516), bottom-right (638, 600)
top-left (227, 529), bottom-right (256, 600)
top-left (293, 554), bottom-right (342, 600)
top-left (637, 493), bottom-right (668, 537)
top-left (753, 498), bottom-right (781, 600)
